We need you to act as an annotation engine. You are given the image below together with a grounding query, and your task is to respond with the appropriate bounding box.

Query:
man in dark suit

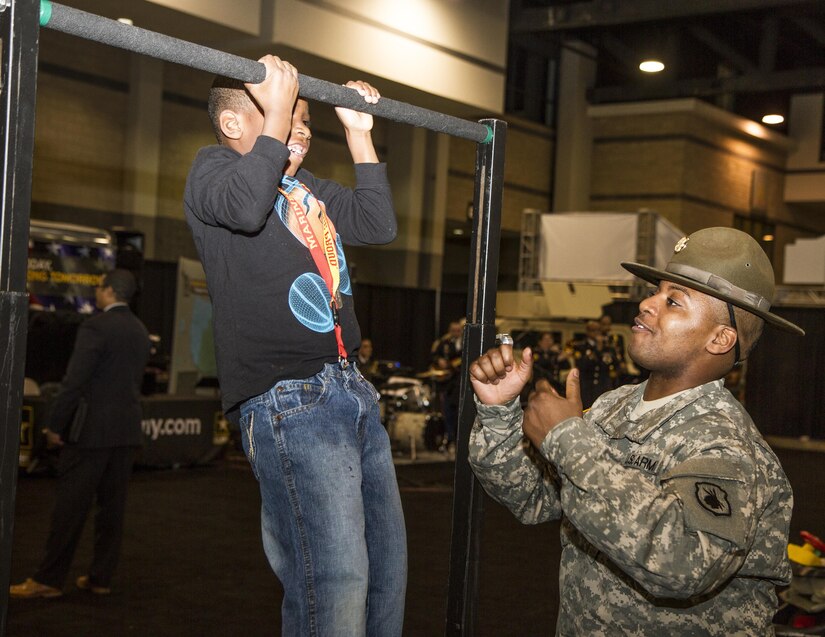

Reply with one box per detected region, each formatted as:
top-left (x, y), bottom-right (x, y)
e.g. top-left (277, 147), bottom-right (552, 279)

top-left (11, 269), bottom-right (151, 598)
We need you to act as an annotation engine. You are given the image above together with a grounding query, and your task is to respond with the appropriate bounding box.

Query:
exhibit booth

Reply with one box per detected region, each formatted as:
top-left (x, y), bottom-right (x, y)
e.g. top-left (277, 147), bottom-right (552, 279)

top-left (21, 222), bottom-right (230, 471)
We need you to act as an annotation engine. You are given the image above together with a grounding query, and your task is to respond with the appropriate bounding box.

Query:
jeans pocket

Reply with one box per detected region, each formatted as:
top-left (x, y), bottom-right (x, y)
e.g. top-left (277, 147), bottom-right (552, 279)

top-left (356, 372), bottom-right (381, 404)
top-left (239, 410), bottom-right (259, 479)
top-left (272, 377), bottom-right (325, 421)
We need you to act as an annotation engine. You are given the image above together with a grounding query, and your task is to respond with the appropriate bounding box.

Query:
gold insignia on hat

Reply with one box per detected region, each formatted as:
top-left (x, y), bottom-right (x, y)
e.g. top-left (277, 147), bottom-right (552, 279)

top-left (674, 236), bottom-right (689, 253)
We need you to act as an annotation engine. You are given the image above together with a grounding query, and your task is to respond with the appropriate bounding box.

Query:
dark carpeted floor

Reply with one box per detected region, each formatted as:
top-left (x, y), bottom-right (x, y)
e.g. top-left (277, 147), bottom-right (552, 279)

top-left (6, 446), bottom-right (825, 636)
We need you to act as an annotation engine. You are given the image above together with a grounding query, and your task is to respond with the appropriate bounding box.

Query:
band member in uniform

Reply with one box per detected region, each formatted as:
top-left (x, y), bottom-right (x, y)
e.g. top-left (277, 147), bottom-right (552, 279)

top-left (532, 331), bottom-right (570, 394)
top-left (571, 320), bottom-right (616, 409)
top-left (599, 314), bottom-right (628, 387)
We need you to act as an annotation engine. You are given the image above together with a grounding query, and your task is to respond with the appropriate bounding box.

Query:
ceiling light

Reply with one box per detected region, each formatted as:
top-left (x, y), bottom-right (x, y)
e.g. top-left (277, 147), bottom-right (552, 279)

top-left (761, 114), bottom-right (784, 125)
top-left (639, 60), bottom-right (665, 73)
top-left (117, 17), bottom-right (133, 26)
top-left (452, 228), bottom-right (464, 236)
top-left (762, 234), bottom-right (775, 242)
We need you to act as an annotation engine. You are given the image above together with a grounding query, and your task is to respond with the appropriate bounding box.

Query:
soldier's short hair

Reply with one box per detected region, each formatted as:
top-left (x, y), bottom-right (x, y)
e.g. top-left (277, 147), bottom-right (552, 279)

top-left (731, 305), bottom-right (765, 360)
top-left (711, 297), bottom-right (765, 360)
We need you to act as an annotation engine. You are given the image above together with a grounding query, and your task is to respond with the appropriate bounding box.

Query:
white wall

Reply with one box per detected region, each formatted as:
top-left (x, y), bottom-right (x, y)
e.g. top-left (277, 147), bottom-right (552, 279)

top-left (784, 235), bottom-right (825, 285)
top-left (145, 0), bottom-right (508, 112)
top-left (148, 0), bottom-right (261, 35)
top-left (270, 0), bottom-right (507, 113)
top-left (320, 0), bottom-right (508, 67)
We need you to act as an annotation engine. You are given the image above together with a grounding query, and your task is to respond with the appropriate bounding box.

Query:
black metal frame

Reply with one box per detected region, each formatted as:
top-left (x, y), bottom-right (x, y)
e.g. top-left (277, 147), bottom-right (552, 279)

top-left (0, 2), bottom-right (506, 634)
top-left (446, 119), bottom-right (507, 635)
top-left (0, 0), bottom-right (41, 631)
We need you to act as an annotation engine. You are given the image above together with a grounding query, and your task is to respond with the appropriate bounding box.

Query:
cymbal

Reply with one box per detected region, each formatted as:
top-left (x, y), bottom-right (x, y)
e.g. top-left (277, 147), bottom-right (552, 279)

top-left (379, 381), bottom-right (418, 392)
top-left (416, 369), bottom-right (451, 378)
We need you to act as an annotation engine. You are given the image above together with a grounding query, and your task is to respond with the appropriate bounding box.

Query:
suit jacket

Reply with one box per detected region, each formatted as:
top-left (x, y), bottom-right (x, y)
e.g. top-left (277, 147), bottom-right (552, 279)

top-left (48, 305), bottom-right (151, 448)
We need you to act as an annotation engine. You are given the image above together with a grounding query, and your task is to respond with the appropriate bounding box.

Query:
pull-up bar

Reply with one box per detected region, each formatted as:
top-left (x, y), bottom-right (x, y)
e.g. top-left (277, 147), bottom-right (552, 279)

top-left (38, 0), bottom-right (493, 144)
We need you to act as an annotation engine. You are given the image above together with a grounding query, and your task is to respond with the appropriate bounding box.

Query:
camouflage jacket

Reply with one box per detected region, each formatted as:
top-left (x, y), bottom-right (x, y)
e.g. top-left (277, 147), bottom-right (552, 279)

top-left (469, 379), bottom-right (792, 636)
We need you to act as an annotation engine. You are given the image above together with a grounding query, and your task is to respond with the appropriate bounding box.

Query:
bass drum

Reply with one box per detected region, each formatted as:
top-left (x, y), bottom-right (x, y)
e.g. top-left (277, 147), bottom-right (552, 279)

top-left (388, 412), bottom-right (444, 452)
top-left (379, 376), bottom-right (431, 414)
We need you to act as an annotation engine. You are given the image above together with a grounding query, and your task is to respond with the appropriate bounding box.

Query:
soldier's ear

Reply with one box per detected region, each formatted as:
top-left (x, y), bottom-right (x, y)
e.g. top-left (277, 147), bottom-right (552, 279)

top-left (707, 325), bottom-right (737, 357)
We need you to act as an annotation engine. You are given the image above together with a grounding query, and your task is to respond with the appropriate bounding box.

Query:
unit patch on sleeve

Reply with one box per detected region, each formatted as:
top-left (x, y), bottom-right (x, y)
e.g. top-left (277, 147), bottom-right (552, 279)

top-left (661, 457), bottom-right (748, 546)
top-left (695, 481), bottom-right (731, 517)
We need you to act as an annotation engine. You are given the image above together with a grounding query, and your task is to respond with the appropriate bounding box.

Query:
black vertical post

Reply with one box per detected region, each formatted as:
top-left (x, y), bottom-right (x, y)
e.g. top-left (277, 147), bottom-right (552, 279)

top-left (0, 0), bottom-right (40, 631)
top-left (445, 118), bottom-right (507, 636)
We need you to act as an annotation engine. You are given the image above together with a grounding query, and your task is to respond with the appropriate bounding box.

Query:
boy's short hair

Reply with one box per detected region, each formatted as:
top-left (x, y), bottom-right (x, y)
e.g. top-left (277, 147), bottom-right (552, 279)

top-left (208, 75), bottom-right (254, 143)
top-left (102, 269), bottom-right (138, 303)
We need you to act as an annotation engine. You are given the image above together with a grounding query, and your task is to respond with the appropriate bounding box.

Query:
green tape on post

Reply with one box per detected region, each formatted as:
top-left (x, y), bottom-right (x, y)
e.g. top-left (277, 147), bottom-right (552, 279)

top-left (481, 125), bottom-right (493, 144)
top-left (39, 0), bottom-right (53, 26)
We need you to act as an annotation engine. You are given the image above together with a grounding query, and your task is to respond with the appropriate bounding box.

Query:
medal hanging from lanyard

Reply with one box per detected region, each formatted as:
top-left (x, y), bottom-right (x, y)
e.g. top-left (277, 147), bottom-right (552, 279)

top-left (281, 183), bottom-right (348, 360)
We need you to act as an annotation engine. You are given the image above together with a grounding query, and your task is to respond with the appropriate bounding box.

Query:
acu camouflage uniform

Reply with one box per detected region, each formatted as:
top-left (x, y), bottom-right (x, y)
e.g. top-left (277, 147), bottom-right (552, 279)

top-left (470, 379), bottom-right (792, 637)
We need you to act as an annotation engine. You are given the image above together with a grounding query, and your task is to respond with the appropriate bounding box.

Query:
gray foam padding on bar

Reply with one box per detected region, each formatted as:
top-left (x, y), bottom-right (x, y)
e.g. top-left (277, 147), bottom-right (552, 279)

top-left (45, 2), bottom-right (491, 143)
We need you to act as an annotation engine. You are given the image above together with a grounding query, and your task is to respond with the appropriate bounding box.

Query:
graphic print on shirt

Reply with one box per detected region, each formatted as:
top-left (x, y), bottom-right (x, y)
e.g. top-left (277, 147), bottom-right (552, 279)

top-left (336, 235), bottom-right (351, 295)
top-left (289, 273), bottom-right (335, 332)
top-left (275, 176), bottom-right (352, 333)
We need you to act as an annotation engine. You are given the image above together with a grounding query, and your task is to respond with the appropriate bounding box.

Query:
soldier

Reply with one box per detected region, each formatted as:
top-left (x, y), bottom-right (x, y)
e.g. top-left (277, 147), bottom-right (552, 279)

top-left (571, 320), bottom-right (615, 408)
top-left (599, 313), bottom-right (628, 386)
top-left (467, 228), bottom-right (803, 635)
top-left (531, 331), bottom-right (569, 394)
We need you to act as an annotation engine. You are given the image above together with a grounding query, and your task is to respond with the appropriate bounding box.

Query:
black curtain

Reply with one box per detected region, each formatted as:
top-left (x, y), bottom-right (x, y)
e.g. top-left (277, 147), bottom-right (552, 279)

top-left (136, 261), bottom-right (178, 359)
top-left (25, 310), bottom-right (85, 384)
top-left (132, 270), bottom-right (473, 385)
top-left (746, 307), bottom-right (825, 438)
top-left (437, 290), bottom-right (469, 338)
top-left (353, 283), bottom-right (439, 373)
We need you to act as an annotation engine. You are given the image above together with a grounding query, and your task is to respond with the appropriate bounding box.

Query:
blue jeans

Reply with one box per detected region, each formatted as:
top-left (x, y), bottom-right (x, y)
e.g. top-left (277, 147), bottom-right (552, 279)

top-left (239, 361), bottom-right (407, 636)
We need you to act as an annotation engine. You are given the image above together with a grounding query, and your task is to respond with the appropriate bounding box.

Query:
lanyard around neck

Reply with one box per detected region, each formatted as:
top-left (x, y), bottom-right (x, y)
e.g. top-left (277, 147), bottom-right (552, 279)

top-left (281, 184), bottom-right (348, 359)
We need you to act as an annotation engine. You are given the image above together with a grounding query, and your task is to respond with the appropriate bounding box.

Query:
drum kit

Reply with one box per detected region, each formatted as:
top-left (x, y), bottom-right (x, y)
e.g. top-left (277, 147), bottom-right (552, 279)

top-left (377, 368), bottom-right (451, 457)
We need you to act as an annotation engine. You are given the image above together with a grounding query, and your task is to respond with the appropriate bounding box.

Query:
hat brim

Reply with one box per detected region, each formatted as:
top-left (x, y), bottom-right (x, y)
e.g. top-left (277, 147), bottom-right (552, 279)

top-left (621, 261), bottom-right (806, 336)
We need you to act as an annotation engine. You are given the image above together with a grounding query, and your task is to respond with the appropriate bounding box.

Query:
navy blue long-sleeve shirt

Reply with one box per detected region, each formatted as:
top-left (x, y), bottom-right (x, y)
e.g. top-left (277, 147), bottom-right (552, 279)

top-left (183, 135), bottom-right (397, 421)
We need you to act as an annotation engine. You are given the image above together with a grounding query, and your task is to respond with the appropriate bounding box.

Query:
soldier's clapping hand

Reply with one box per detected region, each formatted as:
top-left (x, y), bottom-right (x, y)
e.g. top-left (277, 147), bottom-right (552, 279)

top-left (469, 345), bottom-right (533, 406)
top-left (522, 370), bottom-right (583, 448)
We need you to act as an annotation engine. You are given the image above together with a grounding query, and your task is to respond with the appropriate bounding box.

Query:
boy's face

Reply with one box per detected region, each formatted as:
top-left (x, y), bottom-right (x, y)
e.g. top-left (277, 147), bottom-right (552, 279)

top-left (628, 281), bottom-right (726, 375)
top-left (284, 99), bottom-right (311, 176)
top-left (224, 97), bottom-right (311, 168)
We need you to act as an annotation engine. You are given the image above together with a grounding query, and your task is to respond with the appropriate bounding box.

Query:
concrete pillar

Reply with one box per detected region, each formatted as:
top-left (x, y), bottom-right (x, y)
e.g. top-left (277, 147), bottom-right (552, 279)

top-left (404, 127), bottom-right (427, 287)
top-left (122, 54), bottom-right (164, 259)
top-left (787, 93), bottom-right (825, 169)
top-left (384, 125), bottom-right (450, 290)
top-left (425, 132), bottom-right (450, 291)
top-left (553, 39), bottom-right (597, 212)
top-left (785, 93), bottom-right (825, 206)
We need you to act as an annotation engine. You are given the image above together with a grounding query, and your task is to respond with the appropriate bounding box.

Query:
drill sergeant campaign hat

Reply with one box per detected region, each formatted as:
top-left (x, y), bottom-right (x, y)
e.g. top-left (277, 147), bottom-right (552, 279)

top-left (621, 227), bottom-right (805, 340)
